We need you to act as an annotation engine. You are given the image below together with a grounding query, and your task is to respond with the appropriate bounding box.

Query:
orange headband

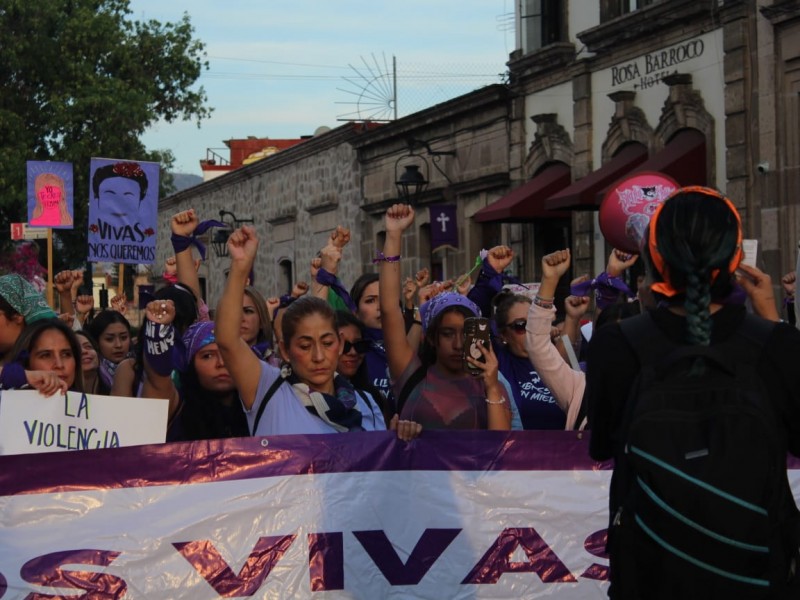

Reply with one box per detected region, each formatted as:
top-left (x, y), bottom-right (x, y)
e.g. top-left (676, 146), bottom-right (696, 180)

top-left (648, 185), bottom-right (743, 298)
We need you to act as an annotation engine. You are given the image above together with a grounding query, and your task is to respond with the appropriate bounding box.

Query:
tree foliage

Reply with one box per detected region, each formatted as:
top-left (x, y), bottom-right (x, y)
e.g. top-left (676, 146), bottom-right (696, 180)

top-left (0, 0), bottom-right (211, 269)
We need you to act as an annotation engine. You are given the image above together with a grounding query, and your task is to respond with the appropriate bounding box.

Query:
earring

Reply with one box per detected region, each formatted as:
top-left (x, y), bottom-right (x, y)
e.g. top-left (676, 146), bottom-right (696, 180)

top-left (280, 362), bottom-right (292, 378)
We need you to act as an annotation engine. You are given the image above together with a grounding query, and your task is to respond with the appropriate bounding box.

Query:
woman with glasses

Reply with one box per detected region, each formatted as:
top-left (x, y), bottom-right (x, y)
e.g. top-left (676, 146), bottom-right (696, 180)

top-left (335, 310), bottom-right (388, 430)
top-left (491, 291), bottom-right (562, 429)
top-left (466, 245), bottom-right (561, 430)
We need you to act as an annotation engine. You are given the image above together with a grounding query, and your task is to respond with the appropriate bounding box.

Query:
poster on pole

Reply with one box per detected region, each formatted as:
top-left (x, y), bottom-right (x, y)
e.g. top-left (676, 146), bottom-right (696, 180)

top-left (0, 389), bottom-right (168, 455)
top-left (26, 161), bottom-right (74, 228)
top-left (87, 158), bottom-right (159, 264)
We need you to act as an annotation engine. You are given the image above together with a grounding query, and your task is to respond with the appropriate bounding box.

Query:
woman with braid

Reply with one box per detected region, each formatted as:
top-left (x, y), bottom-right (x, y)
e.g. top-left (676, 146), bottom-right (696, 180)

top-left (586, 186), bottom-right (800, 599)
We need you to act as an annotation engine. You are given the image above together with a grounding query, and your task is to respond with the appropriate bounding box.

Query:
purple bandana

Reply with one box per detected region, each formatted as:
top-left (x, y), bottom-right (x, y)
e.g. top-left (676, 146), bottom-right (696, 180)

top-left (182, 321), bottom-right (215, 365)
top-left (419, 292), bottom-right (480, 333)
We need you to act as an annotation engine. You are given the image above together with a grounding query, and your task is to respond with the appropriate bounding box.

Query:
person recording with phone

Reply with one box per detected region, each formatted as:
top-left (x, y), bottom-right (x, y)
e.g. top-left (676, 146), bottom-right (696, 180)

top-left (378, 203), bottom-right (512, 431)
top-left (466, 246), bottom-right (562, 429)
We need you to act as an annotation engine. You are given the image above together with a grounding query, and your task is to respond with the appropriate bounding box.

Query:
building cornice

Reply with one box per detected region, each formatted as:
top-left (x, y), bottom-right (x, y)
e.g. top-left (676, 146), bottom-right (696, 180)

top-left (577, 0), bottom-right (718, 54)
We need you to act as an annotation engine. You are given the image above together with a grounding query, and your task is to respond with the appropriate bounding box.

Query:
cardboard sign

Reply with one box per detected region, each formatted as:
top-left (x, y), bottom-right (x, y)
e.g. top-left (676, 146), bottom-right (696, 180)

top-left (0, 390), bottom-right (168, 455)
top-left (87, 158), bottom-right (160, 264)
top-left (26, 161), bottom-right (74, 229)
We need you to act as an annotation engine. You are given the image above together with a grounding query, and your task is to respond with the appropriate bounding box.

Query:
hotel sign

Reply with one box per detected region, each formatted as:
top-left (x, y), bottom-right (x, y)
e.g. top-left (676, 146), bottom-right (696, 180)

top-left (610, 37), bottom-right (706, 90)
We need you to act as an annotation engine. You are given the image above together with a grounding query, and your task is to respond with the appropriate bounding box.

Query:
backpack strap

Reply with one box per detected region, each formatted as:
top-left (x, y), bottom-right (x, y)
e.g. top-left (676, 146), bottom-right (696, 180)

top-left (252, 374), bottom-right (286, 435)
top-left (395, 364), bottom-right (427, 417)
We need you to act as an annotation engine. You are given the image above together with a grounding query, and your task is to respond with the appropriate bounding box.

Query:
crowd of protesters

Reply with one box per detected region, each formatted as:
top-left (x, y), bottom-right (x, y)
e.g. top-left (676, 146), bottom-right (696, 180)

top-left (3, 187), bottom-right (800, 596)
top-left (0, 194), bottom-right (797, 443)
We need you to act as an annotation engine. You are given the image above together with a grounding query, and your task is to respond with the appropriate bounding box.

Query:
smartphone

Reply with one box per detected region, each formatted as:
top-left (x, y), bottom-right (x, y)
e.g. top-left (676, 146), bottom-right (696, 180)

top-left (742, 239), bottom-right (758, 269)
top-left (463, 317), bottom-right (491, 376)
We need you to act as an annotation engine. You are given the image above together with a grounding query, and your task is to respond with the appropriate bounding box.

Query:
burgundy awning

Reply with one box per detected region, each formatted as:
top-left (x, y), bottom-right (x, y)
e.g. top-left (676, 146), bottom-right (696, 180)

top-left (473, 164), bottom-right (571, 222)
top-left (545, 143), bottom-right (649, 211)
top-left (632, 128), bottom-right (706, 186)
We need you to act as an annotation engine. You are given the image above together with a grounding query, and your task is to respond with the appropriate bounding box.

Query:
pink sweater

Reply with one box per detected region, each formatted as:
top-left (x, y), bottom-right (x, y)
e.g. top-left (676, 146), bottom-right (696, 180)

top-left (525, 302), bottom-right (585, 430)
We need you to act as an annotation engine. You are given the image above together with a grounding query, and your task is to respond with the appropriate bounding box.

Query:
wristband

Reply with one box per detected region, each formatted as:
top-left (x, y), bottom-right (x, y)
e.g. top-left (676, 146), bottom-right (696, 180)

top-left (485, 396), bottom-right (507, 405)
top-left (373, 252), bottom-right (401, 264)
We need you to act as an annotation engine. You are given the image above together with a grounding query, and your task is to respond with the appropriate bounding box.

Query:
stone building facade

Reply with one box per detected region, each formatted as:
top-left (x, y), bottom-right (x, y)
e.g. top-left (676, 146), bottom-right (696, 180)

top-left (496, 0), bottom-right (800, 283)
top-left (157, 0), bottom-right (800, 310)
top-left (156, 124), bottom-right (373, 307)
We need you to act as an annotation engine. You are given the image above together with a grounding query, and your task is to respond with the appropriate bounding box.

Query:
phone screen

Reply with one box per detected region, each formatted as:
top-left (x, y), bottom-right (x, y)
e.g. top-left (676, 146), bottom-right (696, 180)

top-left (463, 317), bottom-right (490, 375)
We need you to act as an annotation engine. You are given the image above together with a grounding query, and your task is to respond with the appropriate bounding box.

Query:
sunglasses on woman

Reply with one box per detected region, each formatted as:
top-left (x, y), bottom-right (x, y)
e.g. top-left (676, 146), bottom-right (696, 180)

top-left (504, 319), bottom-right (527, 334)
top-left (342, 339), bottom-right (372, 354)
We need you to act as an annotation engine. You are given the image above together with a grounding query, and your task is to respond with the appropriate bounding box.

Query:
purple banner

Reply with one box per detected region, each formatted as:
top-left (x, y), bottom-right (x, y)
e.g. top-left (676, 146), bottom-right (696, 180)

top-left (429, 203), bottom-right (459, 252)
top-left (87, 158), bottom-right (159, 264)
top-left (0, 431), bottom-right (604, 496)
top-left (26, 161), bottom-right (74, 229)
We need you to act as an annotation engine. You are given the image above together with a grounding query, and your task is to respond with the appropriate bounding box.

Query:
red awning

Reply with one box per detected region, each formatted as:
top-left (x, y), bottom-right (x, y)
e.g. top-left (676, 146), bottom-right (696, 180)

top-left (473, 163), bottom-right (571, 222)
top-left (545, 143), bottom-right (649, 211)
top-left (630, 128), bottom-right (706, 187)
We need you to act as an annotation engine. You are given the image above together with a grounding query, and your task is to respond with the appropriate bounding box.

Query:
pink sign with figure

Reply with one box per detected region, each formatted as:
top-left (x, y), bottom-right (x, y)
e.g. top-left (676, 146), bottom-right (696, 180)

top-left (26, 161), bottom-right (74, 229)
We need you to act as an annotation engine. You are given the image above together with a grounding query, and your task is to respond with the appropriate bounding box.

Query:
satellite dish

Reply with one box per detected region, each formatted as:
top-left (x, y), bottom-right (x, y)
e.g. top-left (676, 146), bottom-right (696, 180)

top-left (313, 126), bottom-right (332, 136)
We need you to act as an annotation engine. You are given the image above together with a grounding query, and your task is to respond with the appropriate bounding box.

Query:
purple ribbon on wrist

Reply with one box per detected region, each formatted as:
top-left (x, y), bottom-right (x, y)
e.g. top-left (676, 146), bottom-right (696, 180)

top-left (273, 294), bottom-right (295, 321)
top-left (315, 268), bottom-right (357, 312)
top-left (571, 272), bottom-right (634, 310)
top-left (170, 219), bottom-right (226, 261)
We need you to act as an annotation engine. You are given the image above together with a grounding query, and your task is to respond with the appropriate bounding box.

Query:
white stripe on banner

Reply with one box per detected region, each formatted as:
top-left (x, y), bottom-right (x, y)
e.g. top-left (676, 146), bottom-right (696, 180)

top-left (0, 431), bottom-right (798, 599)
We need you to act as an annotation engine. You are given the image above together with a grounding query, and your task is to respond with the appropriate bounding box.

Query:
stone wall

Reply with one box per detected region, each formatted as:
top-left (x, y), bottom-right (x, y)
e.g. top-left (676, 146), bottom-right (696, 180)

top-left (157, 126), bottom-right (368, 309)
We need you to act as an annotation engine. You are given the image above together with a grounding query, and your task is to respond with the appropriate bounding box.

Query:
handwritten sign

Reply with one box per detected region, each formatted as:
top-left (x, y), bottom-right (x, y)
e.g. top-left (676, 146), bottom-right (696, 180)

top-left (87, 157), bottom-right (160, 264)
top-left (0, 390), bottom-right (168, 455)
top-left (26, 161), bottom-right (74, 229)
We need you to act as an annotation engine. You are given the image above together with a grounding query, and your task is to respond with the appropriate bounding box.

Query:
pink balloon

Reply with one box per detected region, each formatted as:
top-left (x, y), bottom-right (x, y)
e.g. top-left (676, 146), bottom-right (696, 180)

top-left (599, 172), bottom-right (679, 253)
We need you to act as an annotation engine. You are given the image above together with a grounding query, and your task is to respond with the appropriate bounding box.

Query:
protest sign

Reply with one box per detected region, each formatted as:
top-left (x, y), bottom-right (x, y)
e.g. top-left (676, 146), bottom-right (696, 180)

top-left (87, 158), bottom-right (160, 264)
top-left (0, 389), bottom-right (168, 455)
top-left (0, 431), bottom-right (798, 598)
top-left (26, 161), bottom-right (74, 229)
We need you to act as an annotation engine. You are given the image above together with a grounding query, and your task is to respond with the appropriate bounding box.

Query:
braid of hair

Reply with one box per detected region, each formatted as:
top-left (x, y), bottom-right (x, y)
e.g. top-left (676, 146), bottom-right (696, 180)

top-left (684, 267), bottom-right (712, 377)
top-left (684, 268), bottom-right (712, 346)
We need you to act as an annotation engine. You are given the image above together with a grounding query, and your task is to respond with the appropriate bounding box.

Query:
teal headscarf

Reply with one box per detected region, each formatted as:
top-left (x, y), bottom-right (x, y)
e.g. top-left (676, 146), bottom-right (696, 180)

top-left (0, 274), bottom-right (57, 323)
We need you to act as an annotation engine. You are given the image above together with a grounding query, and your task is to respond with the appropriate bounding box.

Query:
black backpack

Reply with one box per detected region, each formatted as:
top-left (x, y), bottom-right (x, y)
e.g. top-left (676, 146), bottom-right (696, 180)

top-left (615, 311), bottom-right (798, 595)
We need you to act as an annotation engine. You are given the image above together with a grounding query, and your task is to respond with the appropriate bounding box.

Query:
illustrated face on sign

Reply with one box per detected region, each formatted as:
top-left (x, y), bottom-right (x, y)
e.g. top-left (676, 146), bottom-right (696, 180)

top-left (31, 172), bottom-right (72, 227)
top-left (98, 177), bottom-right (143, 219)
top-left (91, 162), bottom-right (148, 223)
top-left (38, 184), bottom-right (62, 208)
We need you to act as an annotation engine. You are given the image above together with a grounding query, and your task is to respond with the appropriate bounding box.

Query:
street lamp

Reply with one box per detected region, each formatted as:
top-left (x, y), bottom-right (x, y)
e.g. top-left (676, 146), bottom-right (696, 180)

top-left (211, 210), bottom-right (254, 258)
top-left (394, 138), bottom-right (455, 205)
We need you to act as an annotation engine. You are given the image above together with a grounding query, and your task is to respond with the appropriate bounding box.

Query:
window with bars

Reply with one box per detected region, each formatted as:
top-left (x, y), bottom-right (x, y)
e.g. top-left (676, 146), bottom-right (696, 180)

top-left (521, 0), bottom-right (563, 53)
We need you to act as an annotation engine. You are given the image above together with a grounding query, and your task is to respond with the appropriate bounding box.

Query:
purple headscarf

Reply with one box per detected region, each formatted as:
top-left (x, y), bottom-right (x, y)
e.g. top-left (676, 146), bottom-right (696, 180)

top-left (419, 292), bottom-right (480, 333)
top-left (182, 321), bottom-right (216, 365)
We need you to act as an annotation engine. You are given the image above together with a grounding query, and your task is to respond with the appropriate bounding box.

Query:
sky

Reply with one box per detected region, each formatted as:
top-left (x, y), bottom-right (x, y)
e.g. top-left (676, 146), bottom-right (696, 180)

top-left (129, 1), bottom-right (515, 176)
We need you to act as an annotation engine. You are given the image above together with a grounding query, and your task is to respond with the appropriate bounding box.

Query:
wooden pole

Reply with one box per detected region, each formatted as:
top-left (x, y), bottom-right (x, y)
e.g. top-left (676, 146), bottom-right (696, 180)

top-left (46, 228), bottom-right (54, 308)
top-left (118, 263), bottom-right (125, 296)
